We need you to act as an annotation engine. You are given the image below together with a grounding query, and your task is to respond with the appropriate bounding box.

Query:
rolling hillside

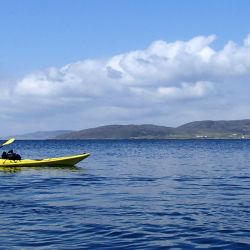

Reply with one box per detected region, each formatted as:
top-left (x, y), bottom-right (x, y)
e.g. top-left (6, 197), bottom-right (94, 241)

top-left (55, 120), bottom-right (250, 139)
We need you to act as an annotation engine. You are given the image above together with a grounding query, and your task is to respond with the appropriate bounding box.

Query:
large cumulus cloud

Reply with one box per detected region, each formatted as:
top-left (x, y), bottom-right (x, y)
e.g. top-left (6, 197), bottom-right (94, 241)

top-left (16, 35), bottom-right (219, 100)
top-left (2, 35), bottom-right (250, 134)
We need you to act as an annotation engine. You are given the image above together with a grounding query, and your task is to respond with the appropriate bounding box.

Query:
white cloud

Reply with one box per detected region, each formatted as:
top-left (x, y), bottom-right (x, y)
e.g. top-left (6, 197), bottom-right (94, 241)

top-left (130, 81), bottom-right (214, 102)
top-left (2, 35), bottom-right (250, 134)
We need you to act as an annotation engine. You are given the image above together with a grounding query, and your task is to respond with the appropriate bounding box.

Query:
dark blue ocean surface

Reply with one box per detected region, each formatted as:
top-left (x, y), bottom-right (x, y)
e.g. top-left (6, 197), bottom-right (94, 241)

top-left (0, 140), bottom-right (249, 249)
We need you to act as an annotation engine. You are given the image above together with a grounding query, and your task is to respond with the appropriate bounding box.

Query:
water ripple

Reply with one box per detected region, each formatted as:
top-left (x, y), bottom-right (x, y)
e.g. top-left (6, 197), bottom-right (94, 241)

top-left (0, 140), bottom-right (249, 249)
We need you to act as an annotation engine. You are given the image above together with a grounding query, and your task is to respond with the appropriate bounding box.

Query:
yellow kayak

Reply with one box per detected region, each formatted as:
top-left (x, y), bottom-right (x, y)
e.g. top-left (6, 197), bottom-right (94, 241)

top-left (0, 153), bottom-right (90, 167)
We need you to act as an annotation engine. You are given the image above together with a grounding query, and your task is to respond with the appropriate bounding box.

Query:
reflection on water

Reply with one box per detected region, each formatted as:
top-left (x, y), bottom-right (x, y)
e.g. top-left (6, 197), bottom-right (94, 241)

top-left (0, 165), bottom-right (82, 173)
top-left (0, 166), bottom-right (22, 173)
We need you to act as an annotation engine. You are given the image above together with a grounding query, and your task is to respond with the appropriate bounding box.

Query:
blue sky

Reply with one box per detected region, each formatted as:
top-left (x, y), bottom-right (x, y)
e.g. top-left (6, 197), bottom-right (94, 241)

top-left (1, 0), bottom-right (249, 75)
top-left (1, 0), bottom-right (250, 134)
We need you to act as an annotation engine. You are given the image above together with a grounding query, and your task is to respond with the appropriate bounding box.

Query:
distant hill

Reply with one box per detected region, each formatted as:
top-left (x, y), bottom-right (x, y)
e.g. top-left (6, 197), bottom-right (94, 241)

top-left (176, 120), bottom-right (250, 137)
top-left (3, 120), bottom-right (250, 140)
top-left (3, 130), bottom-right (73, 140)
top-left (55, 125), bottom-right (174, 139)
top-left (55, 120), bottom-right (250, 139)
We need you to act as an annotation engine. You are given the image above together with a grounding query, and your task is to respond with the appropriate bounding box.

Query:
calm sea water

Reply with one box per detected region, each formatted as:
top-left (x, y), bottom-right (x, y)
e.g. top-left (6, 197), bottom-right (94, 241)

top-left (0, 140), bottom-right (249, 249)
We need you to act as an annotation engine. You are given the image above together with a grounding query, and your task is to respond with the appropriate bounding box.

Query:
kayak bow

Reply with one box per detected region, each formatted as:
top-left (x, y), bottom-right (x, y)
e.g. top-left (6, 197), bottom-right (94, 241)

top-left (0, 153), bottom-right (90, 167)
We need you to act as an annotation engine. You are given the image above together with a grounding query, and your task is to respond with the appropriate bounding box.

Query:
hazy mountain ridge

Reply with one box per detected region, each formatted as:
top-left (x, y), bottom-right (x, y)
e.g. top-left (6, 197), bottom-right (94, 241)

top-left (55, 120), bottom-right (250, 139)
top-left (1, 130), bottom-right (73, 140)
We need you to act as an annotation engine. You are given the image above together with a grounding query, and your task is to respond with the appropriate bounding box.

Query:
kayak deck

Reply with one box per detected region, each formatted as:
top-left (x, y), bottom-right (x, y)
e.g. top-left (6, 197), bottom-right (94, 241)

top-left (0, 153), bottom-right (90, 167)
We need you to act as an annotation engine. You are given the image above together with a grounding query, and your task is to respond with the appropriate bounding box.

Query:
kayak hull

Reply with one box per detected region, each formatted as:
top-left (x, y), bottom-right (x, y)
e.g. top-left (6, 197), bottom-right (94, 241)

top-left (0, 153), bottom-right (90, 167)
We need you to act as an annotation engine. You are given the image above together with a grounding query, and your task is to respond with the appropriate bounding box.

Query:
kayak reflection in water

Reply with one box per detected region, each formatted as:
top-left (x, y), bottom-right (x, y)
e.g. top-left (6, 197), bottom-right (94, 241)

top-left (1, 150), bottom-right (21, 160)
